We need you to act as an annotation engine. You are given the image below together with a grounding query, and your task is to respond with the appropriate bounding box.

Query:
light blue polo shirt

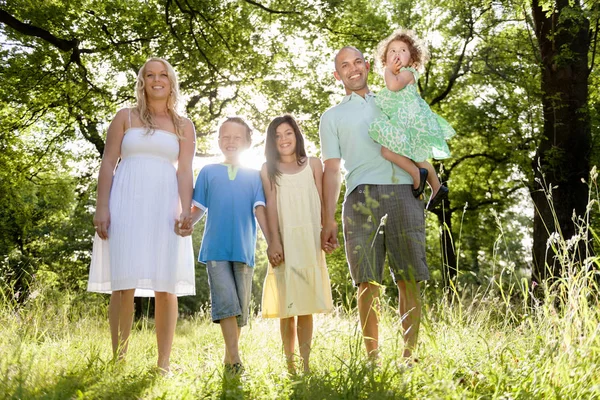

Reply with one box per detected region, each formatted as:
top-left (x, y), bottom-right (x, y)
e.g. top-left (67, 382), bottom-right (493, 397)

top-left (319, 91), bottom-right (412, 197)
top-left (192, 163), bottom-right (266, 267)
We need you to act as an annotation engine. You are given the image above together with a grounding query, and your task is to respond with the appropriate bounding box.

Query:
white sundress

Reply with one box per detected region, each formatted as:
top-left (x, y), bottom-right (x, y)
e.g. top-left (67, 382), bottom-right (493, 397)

top-left (87, 114), bottom-right (195, 297)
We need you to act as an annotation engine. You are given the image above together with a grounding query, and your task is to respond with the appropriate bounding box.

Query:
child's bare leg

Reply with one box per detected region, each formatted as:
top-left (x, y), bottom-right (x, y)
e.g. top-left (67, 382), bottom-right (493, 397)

top-left (297, 315), bottom-right (313, 373)
top-left (220, 316), bottom-right (242, 365)
top-left (155, 291), bottom-right (178, 372)
top-left (381, 147), bottom-right (420, 189)
top-left (109, 289), bottom-right (135, 360)
top-left (223, 326), bottom-right (242, 364)
top-left (415, 161), bottom-right (441, 194)
top-left (280, 317), bottom-right (296, 373)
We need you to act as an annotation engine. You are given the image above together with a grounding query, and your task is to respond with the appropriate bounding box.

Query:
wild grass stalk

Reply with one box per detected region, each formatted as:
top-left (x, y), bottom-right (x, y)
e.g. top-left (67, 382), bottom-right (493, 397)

top-left (2, 175), bottom-right (600, 398)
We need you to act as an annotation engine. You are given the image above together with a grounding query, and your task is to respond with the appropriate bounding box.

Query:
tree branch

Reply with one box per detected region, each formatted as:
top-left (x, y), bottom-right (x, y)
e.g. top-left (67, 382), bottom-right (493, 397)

top-left (0, 9), bottom-right (78, 51)
top-left (242, 0), bottom-right (299, 14)
top-left (430, 33), bottom-right (472, 106)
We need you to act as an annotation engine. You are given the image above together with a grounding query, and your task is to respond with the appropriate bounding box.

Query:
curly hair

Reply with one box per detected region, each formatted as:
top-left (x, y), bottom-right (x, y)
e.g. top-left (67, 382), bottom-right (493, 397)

top-left (135, 57), bottom-right (186, 138)
top-left (375, 28), bottom-right (430, 73)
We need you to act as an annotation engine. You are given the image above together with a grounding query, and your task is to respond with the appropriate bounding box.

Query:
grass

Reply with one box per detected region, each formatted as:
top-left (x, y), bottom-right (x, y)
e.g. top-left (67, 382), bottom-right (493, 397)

top-left (3, 172), bottom-right (600, 399)
top-left (1, 275), bottom-right (599, 399)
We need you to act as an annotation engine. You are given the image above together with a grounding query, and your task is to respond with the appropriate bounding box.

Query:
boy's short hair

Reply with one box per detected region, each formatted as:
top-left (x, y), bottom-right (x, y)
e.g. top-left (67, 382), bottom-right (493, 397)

top-left (218, 116), bottom-right (253, 145)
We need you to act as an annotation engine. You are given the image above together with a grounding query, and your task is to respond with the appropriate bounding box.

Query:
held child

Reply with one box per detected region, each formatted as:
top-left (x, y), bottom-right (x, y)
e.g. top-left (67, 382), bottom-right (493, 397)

top-left (260, 115), bottom-right (334, 374)
top-left (180, 117), bottom-right (269, 374)
top-left (368, 28), bottom-right (455, 210)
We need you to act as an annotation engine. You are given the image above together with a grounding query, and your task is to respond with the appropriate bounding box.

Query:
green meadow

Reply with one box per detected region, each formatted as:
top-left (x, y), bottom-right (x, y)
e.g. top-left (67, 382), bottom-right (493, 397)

top-left (2, 269), bottom-right (599, 399)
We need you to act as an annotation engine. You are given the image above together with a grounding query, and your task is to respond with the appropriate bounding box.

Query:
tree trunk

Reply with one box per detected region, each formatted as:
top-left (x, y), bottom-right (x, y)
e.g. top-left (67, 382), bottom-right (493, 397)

top-left (531, 0), bottom-right (591, 281)
top-left (437, 206), bottom-right (458, 286)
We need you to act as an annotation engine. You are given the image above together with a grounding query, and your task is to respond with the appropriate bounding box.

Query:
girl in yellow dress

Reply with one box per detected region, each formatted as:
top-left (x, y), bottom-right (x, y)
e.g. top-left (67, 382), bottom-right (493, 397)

top-left (260, 115), bottom-right (334, 373)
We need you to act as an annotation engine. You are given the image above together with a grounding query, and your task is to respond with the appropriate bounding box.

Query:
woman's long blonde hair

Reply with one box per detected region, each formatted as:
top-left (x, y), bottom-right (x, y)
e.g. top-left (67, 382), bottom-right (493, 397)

top-left (135, 57), bottom-right (186, 138)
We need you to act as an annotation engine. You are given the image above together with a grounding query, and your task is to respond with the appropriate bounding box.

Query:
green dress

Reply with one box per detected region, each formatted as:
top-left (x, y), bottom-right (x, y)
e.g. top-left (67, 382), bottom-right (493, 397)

top-left (369, 67), bottom-right (455, 162)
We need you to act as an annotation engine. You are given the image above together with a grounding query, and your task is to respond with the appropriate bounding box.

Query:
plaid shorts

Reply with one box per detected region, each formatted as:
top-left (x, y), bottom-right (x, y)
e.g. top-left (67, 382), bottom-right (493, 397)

top-left (342, 184), bottom-right (429, 285)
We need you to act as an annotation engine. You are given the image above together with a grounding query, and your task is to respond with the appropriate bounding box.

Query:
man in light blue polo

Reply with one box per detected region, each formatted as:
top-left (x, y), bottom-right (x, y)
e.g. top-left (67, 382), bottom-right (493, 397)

top-left (320, 46), bottom-right (429, 362)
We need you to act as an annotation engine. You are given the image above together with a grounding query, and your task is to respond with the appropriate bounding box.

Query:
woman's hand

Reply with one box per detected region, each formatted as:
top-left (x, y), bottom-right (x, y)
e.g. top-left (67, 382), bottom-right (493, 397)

top-left (93, 206), bottom-right (110, 240)
top-left (174, 219), bottom-right (194, 237)
top-left (178, 208), bottom-right (192, 230)
top-left (267, 242), bottom-right (284, 267)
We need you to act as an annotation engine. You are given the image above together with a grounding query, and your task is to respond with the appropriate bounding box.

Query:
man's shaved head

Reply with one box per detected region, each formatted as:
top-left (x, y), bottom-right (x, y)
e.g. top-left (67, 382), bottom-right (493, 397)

top-left (334, 46), bottom-right (365, 72)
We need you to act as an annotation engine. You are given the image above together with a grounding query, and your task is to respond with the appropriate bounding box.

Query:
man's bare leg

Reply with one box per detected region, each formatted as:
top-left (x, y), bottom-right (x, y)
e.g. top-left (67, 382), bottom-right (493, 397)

top-left (397, 280), bottom-right (421, 359)
top-left (358, 282), bottom-right (380, 359)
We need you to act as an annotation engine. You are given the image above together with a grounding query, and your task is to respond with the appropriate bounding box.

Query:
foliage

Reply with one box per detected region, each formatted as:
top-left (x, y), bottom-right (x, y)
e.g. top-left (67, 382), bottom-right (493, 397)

top-left (0, 0), bottom-right (599, 305)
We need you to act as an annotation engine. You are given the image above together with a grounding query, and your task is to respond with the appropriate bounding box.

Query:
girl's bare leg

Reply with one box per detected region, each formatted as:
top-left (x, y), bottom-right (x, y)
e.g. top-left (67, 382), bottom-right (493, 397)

top-left (381, 147), bottom-right (420, 189)
top-left (109, 289), bottom-right (135, 360)
top-left (297, 315), bottom-right (313, 373)
top-left (155, 291), bottom-right (178, 372)
top-left (280, 317), bottom-right (296, 373)
top-left (416, 161), bottom-right (441, 194)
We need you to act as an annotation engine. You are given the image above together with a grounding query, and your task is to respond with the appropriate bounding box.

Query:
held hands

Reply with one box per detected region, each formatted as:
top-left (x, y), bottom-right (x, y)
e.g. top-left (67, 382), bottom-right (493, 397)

top-left (174, 219), bottom-right (194, 237)
top-left (174, 208), bottom-right (194, 237)
top-left (267, 241), bottom-right (284, 267)
top-left (321, 219), bottom-right (339, 254)
top-left (93, 206), bottom-right (110, 240)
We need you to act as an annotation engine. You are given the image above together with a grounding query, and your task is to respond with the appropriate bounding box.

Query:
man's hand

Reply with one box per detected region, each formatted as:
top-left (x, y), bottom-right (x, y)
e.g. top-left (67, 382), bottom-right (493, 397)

top-left (321, 219), bottom-right (339, 253)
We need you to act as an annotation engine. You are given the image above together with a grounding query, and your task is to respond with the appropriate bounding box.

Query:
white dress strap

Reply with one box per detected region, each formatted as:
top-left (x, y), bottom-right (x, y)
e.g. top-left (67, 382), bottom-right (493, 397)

top-left (128, 108), bottom-right (132, 130)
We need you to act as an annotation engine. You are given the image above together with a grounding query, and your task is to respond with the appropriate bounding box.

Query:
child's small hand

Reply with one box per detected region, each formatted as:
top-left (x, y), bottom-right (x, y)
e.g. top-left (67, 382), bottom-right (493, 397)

top-left (174, 219), bottom-right (194, 237)
top-left (179, 209), bottom-right (193, 230)
top-left (392, 56), bottom-right (402, 75)
top-left (267, 242), bottom-right (284, 267)
top-left (323, 242), bottom-right (337, 254)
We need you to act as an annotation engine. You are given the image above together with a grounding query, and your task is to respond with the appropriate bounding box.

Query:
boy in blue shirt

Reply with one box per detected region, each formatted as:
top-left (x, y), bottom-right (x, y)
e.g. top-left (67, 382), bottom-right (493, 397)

top-left (179, 117), bottom-right (269, 374)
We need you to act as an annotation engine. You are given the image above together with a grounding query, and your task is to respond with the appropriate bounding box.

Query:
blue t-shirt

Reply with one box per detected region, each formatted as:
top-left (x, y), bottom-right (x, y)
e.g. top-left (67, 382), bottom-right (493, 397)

top-left (192, 163), bottom-right (266, 266)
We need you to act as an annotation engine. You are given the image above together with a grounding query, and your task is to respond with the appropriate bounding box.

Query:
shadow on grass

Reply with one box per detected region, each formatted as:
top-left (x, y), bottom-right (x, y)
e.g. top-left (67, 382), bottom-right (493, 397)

top-left (5, 360), bottom-right (158, 400)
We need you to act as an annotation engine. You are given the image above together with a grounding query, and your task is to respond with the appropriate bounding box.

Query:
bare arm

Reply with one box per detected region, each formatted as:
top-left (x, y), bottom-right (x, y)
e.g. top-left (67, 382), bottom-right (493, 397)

top-left (254, 205), bottom-right (270, 248)
top-left (311, 157), bottom-right (335, 254)
top-left (384, 65), bottom-right (415, 92)
top-left (260, 165), bottom-right (283, 265)
top-left (174, 204), bottom-right (205, 237)
top-left (176, 118), bottom-right (196, 229)
top-left (93, 108), bottom-right (127, 240)
top-left (321, 158), bottom-right (342, 250)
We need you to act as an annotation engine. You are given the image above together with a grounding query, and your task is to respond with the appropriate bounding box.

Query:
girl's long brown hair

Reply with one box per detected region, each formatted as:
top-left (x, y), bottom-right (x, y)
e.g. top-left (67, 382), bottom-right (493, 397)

top-left (264, 115), bottom-right (307, 189)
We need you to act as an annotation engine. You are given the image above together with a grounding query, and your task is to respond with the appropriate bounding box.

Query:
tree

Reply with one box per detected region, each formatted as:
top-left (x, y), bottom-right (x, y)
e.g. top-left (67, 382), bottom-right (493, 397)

top-left (530, 0), bottom-right (597, 281)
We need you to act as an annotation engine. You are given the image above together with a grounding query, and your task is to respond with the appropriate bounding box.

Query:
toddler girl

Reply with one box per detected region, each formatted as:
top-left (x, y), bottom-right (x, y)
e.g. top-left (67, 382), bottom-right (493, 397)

top-left (369, 28), bottom-right (455, 210)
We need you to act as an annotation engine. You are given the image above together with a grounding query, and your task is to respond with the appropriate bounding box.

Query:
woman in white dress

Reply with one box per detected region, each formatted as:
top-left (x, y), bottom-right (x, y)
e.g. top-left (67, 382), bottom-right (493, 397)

top-left (88, 58), bottom-right (196, 373)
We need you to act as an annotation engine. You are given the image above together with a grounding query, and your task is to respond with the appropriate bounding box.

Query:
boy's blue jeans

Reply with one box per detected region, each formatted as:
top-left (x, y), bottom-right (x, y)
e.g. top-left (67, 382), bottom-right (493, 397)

top-left (206, 261), bottom-right (254, 327)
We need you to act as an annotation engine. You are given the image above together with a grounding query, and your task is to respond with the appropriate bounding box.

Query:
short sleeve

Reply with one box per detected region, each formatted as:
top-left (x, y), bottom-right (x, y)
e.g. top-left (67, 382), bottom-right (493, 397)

top-left (319, 110), bottom-right (341, 161)
top-left (192, 166), bottom-right (208, 211)
top-left (253, 171), bottom-right (266, 209)
top-left (400, 66), bottom-right (419, 81)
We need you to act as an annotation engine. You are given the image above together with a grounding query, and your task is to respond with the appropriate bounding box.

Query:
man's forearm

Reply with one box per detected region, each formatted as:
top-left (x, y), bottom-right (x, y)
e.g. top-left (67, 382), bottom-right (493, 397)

top-left (323, 168), bottom-right (341, 222)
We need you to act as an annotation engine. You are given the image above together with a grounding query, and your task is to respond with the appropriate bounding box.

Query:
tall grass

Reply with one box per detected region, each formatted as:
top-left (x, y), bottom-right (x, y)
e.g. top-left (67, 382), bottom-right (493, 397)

top-left (2, 177), bottom-right (600, 398)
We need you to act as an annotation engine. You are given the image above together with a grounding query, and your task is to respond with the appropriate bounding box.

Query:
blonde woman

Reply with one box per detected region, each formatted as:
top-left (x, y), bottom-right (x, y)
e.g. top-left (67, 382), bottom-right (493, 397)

top-left (88, 58), bottom-right (196, 373)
